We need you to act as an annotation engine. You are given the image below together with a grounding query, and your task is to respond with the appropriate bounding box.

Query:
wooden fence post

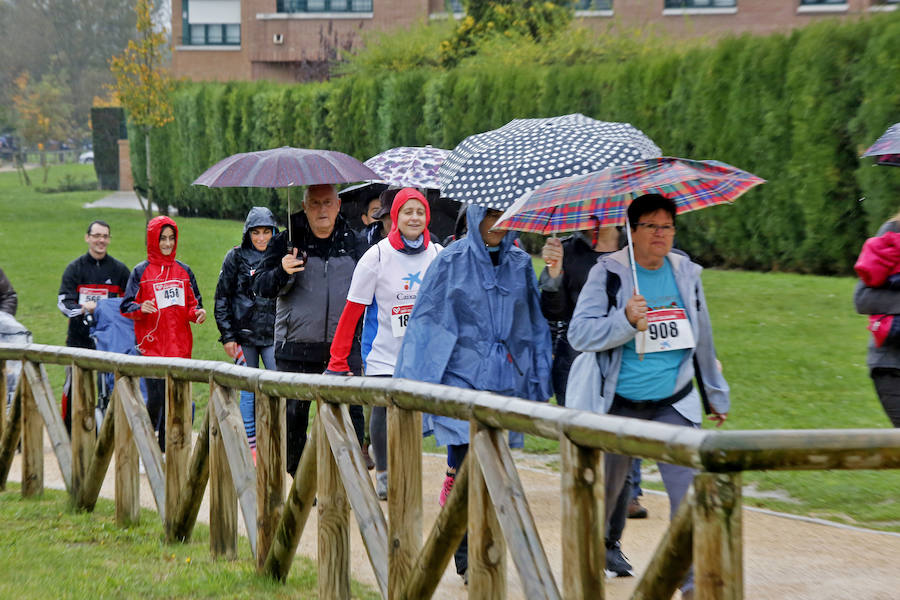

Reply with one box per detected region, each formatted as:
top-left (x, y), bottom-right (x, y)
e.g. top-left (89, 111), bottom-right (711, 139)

top-left (0, 376), bottom-right (23, 490)
top-left (0, 360), bottom-right (5, 443)
top-left (263, 424), bottom-right (317, 582)
top-left (21, 369), bottom-right (42, 498)
top-left (24, 362), bottom-right (72, 491)
top-left (559, 435), bottom-right (604, 600)
top-left (256, 392), bottom-right (285, 571)
top-left (472, 426), bottom-right (559, 599)
top-left (77, 392), bottom-right (116, 511)
top-left (631, 489), bottom-right (694, 600)
top-left (399, 457), bottom-right (469, 600)
top-left (388, 405), bottom-right (422, 599)
top-left (210, 382), bottom-right (258, 558)
top-left (169, 409), bottom-right (210, 543)
top-left (693, 472), bottom-right (743, 600)
top-left (165, 376), bottom-right (192, 541)
top-left (468, 419), bottom-right (506, 599)
top-left (71, 365), bottom-right (97, 502)
top-left (317, 397), bottom-right (350, 600)
top-left (114, 379), bottom-right (140, 525)
top-left (209, 382), bottom-right (238, 560)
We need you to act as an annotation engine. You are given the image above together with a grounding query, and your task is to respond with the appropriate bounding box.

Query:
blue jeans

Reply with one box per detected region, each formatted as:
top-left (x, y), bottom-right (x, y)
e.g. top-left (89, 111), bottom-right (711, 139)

top-left (239, 344), bottom-right (275, 446)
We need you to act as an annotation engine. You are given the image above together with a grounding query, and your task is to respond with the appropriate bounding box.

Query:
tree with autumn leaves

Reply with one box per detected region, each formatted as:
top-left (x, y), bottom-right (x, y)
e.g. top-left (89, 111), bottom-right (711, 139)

top-left (12, 71), bottom-right (74, 185)
top-left (109, 0), bottom-right (174, 221)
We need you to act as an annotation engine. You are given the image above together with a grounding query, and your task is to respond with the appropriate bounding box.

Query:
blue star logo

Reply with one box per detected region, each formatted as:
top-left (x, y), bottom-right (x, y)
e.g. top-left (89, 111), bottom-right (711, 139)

top-left (403, 271), bottom-right (423, 289)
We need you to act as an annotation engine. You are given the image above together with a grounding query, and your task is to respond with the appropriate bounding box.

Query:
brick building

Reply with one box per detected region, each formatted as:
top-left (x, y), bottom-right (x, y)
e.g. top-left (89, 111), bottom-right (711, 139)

top-left (172, 0), bottom-right (898, 83)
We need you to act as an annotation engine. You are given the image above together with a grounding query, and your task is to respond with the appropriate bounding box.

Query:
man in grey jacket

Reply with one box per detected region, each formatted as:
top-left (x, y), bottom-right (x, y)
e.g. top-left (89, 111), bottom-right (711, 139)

top-left (567, 194), bottom-right (729, 599)
top-left (253, 184), bottom-right (368, 475)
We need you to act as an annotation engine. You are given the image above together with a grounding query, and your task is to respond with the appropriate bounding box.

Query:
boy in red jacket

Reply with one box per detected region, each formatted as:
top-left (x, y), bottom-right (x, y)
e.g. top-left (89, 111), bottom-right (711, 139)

top-left (121, 216), bottom-right (206, 451)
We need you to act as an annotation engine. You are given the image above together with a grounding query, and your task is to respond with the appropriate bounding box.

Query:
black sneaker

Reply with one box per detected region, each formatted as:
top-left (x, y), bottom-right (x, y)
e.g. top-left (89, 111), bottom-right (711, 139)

top-left (605, 541), bottom-right (634, 578)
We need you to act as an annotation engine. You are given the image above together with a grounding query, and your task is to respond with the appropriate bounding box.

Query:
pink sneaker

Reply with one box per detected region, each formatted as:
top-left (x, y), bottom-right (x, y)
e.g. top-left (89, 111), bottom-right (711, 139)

top-left (439, 472), bottom-right (455, 507)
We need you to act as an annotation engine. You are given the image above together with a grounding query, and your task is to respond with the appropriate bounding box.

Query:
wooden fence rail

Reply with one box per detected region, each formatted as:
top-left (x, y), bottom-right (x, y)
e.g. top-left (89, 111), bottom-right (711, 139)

top-left (2, 343), bottom-right (900, 600)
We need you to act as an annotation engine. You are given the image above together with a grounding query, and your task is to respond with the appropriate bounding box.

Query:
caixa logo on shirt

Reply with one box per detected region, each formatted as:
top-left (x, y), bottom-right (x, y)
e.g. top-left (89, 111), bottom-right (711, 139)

top-left (401, 271), bottom-right (423, 291)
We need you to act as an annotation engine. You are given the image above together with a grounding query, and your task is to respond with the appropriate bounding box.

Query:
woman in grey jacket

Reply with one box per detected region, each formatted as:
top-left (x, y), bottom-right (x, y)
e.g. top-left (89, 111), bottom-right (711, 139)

top-left (566, 194), bottom-right (729, 599)
top-left (854, 214), bottom-right (900, 427)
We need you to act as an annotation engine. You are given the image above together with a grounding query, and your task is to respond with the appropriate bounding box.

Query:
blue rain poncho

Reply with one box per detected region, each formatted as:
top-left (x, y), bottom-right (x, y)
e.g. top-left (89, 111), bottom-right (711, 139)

top-left (394, 204), bottom-right (553, 447)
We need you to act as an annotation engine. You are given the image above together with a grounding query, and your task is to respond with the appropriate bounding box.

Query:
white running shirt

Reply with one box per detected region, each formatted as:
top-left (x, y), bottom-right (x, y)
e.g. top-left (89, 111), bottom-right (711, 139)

top-left (347, 237), bottom-right (442, 375)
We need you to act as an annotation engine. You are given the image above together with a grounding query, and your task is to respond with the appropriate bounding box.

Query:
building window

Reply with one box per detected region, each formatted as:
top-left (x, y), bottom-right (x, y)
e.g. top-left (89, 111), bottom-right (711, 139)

top-left (182, 0), bottom-right (242, 46)
top-left (664, 0), bottom-right (736, 7)
top-left (446, 0), bottom-right (463, 13)
top-left (574, 0), bottom-right (612, 10)
top-left (799, 0), bottom-right (845, 4)
top-left (277, 0), bottom-right (373, 11)
top-left (186, 24), bottom-right (242, 45)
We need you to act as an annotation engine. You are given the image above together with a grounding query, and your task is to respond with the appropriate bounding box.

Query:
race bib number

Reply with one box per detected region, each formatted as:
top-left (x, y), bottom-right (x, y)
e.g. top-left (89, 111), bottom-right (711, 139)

top-left (390, 304), bottom-right (413, 337)
top-left (640, 308), bottom-right (695, 354)
top-left (78, 286), bottom-right (109, 306)
top-left (153, 281), bottom-right (185, 309)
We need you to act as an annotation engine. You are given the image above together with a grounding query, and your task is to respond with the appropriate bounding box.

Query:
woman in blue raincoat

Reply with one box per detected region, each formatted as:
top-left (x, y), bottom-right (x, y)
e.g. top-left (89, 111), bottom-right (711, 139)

top-left (394, 203), bottom-right (552, 582)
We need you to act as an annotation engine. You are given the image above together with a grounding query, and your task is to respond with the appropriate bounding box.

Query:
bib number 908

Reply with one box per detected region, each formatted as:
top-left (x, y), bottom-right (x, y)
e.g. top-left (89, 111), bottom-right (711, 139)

top-left (648, 321), bottom-right (678, 340)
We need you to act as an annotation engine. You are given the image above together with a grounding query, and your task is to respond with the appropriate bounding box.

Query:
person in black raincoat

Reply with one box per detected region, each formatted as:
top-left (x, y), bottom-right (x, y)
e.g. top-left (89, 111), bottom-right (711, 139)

top-left (214, 207), bottom-right (279, 454)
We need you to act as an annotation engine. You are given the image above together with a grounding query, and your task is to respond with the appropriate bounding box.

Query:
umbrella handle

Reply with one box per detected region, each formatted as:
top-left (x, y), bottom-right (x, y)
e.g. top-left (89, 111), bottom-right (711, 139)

top-left (625, 216), bottom-right (648, 358)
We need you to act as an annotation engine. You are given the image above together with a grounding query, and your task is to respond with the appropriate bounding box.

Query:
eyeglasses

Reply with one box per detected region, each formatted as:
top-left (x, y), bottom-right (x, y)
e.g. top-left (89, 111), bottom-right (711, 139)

top-left (636, 223), bottom-right (676, 234)
top-left (88, 233), bottom-right (110, 240)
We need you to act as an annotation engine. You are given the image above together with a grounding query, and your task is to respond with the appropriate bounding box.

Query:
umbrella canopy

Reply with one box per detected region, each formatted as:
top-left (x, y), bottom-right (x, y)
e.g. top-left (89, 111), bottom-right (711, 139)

top-left (438, 113), bottom-right (662, 210)
top-left (364, 146), bottom-right (450, 189)
top-left (862, 123), bottom-right (900, 167)
top-left (192, 146), bottom-right (379, 188)
top-left (494, 157), bottom-right (766, 235)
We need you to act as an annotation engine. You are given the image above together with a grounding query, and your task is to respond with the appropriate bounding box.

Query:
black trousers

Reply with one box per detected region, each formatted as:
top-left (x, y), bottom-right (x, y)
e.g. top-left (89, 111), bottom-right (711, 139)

top-left (277, 357), bottom-right (365, 475)
top-left (145, 377), bottom-right (167, 452)
top-left (872, 368), bottom-right (900, 427)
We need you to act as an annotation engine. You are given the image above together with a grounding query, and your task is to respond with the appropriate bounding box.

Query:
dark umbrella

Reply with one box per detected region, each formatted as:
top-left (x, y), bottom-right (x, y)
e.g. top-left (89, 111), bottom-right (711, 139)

top-left (862, 123), bottom-right (900, 167)
top-left (338, 182), bottom-right (389, 230)
top-left (438, 113), bottom-right (661, 210)
top-left (193, 146), bottom-right (379, 239)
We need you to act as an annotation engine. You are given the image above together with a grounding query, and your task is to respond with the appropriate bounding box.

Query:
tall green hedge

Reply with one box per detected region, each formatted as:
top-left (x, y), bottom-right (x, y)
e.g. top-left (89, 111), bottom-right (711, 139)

top-left (130, 12), bottom-right (900, 274)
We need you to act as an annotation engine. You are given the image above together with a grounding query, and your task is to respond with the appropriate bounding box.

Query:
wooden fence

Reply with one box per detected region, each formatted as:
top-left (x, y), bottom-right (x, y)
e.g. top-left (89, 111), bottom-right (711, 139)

top-left (2, 342), bottom-right (900, 600)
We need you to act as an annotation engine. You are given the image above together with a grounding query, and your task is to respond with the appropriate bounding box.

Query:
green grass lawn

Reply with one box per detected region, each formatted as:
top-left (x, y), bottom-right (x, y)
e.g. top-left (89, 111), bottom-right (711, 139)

top-left (0, 483), bottom-right (378, 599)
top-left (2, 165), bottom-right (898, 532)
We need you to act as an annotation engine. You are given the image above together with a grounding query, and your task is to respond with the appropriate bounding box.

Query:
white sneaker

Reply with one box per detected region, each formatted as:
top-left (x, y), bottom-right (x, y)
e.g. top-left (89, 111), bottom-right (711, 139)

top-left (375, 471), bottom-right (388, 501)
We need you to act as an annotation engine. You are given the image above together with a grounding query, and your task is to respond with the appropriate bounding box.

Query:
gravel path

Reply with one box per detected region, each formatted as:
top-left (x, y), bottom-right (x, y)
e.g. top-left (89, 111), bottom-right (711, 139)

top-left (8, 439), bottom-right (900, 599)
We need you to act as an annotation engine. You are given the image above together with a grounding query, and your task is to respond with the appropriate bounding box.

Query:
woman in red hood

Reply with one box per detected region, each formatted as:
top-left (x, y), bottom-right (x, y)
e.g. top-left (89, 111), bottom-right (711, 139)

top-left (121, 216), bottom-right (206, 451)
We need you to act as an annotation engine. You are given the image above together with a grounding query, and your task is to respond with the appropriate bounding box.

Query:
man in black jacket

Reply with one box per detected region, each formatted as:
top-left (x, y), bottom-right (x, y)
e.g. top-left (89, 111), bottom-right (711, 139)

top-left (57, 220), bottom-right (131, 433)
top-left (253, 184), bottom-right (367, 475)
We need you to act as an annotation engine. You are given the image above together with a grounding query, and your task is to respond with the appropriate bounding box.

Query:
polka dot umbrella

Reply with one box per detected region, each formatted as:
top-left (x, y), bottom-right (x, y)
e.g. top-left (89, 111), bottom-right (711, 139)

top-left (438, 113), bottom-right (662, 210)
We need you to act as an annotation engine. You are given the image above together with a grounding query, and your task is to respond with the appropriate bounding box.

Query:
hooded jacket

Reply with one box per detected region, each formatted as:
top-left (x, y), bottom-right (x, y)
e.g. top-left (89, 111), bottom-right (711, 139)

top-left (253, 211), bottom-right (368, 363)
top-left (565, 248), bottom-right (729, 423)
top-left (214, 207), bottom-right (278, 347)
top-left (120, 216), bottom-right (203, 359)
top-left (394, 204), bottom-right (553, 447)
top-left (854, 220), bottom-right (900, 370)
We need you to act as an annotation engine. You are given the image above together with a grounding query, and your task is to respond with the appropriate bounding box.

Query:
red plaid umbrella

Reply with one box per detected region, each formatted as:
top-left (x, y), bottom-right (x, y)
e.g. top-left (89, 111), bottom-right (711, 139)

top-left (861, 123), bottom-right (900, 167)
top-left (494, 157), bottom-right (765, 235)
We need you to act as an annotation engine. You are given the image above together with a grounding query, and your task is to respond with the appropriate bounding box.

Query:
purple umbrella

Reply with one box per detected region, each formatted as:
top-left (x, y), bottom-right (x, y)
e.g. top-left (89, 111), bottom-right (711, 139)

top-left (364, 146), bottom-right (450, 189)
top-left (193, 146), bottom-right (379, 240)
top-left (862, 123), bottom-right (900, 167)
top-left (193, 146), bottom-right (378, 188)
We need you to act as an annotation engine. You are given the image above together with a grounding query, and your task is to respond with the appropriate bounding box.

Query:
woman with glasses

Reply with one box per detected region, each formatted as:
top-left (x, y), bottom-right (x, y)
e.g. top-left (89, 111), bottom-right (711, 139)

top-left (566, 193), bottom-right (730, 600)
